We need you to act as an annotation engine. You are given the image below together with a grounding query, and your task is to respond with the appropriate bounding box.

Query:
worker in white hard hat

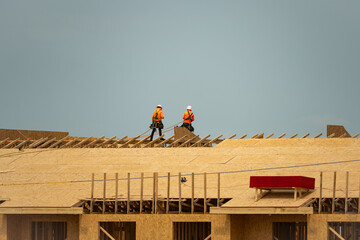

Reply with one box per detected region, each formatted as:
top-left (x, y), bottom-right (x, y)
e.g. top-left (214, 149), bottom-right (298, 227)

top-left (181, 105), bottom-right (195, 132)
top-left (150, 105), bottom-right (165, 141)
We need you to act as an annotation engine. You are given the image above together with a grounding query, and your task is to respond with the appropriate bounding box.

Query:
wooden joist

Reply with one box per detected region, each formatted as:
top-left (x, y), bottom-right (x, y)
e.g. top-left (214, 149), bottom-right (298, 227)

top-left (49, 135), bottom-right (70, 148)
top-left (240, 134), bottom-right (247, 139)
top-left (290, 133), bottom-right (298, 138)
top-left (166, 135), bottom-right (188, 148)
top-left (302, 133), bottom-right (310, 138)
top-left (85, 136), bottom-right (105, 148)
top-left (178, 135), bottom-right (200, 148)
top-left (96, 136), bottom-right (116, 148)
top-left (2, 138), bottom-right (20, 149)
top-left (190, 134), bottom-right (210, 147)
top-left (14, 139), bottom-right (31, 149)
top-left (203, 135), bottom-right (223, 147)
top-left (265, 133), bottom-right (274, 139)
top-left (38, 137), bottom-right (57, 148)
top-left (60, 137), bottom-right (80, 148)
top-left (227, 134), bottom-right (236, 139)
top-left (72, 136), bottom-right (93, 148)
top-left (314, 133), bottom-right (322, 138)
top-left (119, 136), bottom-right (140, 148)
top-left (154, 135), bottom-right (175, 147)
top-left (130, 136), bottom-right (150, 148)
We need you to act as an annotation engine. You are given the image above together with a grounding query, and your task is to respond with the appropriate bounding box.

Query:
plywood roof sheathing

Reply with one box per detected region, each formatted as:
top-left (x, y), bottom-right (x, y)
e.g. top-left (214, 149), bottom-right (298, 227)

top-left (166, 135), bottom-right (188, 148)
top-left (86, 136), bottom-right (105, 148)
top-left (130, 136), bottom-right (150, 148)
top-left (265, 133), bottom-right (274, 139)
top-left (142, 135), bottom-right (164, 148)
top-left (190, 134), bottom-right (211, 147)
top-left (290, 133), bottom-right (298, 139)
top-left (2, 138), bottom-right (20, 149)
top-left (96, 136), bottom-right (116, 148)
top-left (38, 137), bottom-right (57, 148)
top-left (240, 134), bottom-right (247, 139)
top-left (72, 136), bottom-right (93, 148)
top-left (178, 135), bottom-right (200, 148)
top-left (119, 136), bottom-right (140, 148)
top-left (203, 134), bottom-right (223, 147)
top-left (278, 133), bottom-right (286, 139)
top-left (48, 135), bottom-right (70, 148)
top-left (314, 133), bottom-right (322, 138)
top-left (154, 135), bottom-right (175, 148)
top-left (60, 137), bottom-right (80, 148)
top-left (302, 133), bottom-right (310, 138)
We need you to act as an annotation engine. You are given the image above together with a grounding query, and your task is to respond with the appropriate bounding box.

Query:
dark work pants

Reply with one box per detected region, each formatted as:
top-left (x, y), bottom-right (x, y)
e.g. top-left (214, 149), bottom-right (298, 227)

top-left (150, 128), bottom-right (162, 141)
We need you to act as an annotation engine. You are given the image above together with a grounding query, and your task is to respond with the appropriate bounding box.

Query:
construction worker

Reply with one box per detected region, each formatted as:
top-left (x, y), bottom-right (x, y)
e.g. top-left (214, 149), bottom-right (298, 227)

top-left (150, 105), bottom-right (165, 141)
top-left (181, 106), bottom-right (195, 132)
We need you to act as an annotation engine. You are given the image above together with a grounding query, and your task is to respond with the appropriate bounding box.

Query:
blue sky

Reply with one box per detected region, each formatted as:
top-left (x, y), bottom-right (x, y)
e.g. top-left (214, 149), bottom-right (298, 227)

top-left (1, 1), bottom-right (359, 139)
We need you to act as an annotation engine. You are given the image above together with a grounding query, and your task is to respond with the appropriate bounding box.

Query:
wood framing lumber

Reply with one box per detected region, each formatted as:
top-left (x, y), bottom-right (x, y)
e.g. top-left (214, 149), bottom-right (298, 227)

top-left (60, 137), bottom-right (80, 148)
top-left (103, 173), bottom-right (106, 214)
top-left (38, 137), bottom-right (57, 148)
top-left (115, 173), bottom-right (118, 214)
top-left (130, 135), bottom-right (150, 148)
top-left (179, 172), bottom-right (182, 214)
top-left (14, 139), bottom-right (31, 149)
top-left (210, 207), bottom-right (313, 214)
top-left (2, 138), bottom-right (20, 149)
top-left (203, 135), bottom-right (223, 147)
top-left (48, 135), bottom-right (70, 148)
top-left (119, 136), bottom-right (140, 148)
top-left (302, 133), bottom-right (310, 138)
top-left (142, 135), bottom-right (164, 148)
top-left (154, 172), bottom-right (158, 214)
top-left (96, 136), bottom-right (116, 148)
top-left (191, 173), bottom-right (194, 214)
top-left (265, 133), bottom-right (274, 139)
top-left (251, 134), bottom-right (258, 139)
top-left (190, 134), bottom-right (210, 147)
top-left (90, 173), bottom-right (94, 213)
top-left (204, 172), bottom-right (207, 214)
top-left (227, 134), bottom-right (236, 139)
top-left (290, 133), bottom-right (298, 138)
top-left (345, 171), bottom-right (349, 214)
top-left (328, 133), bottom-right (336, 138)
top-left (86, 136), bottom-right (105, 148)
top-left (339, 133), bottom-right (347, 138)
top-left (319, 172), bottom-right (322, 214)
top-left (328, 226), bottom-right (345, 240)
top-left (0, 207), bottom-right (83, 214)
top-left (352, 133), bottom-right (360, 138)
top-left (332, 172), bottom-right (336, 213)
top-left (72, 136), bottom-right (93, 148)
top-left (178, 135), bottom-right (200, 147)
top-left (127, 173), bottom-right (130, 214)
top-left (278, 133), bottom-right (286, 139)
top-left (256, 133), bottom-right (264, 139)
top-left (314, 133), bottom-right (322, 138)
top-left (217, 172), bottom-right (220, 207)
top-left (109, 136), bottom-right (128, 148)
top-left (166, 135), bottom-right (188, 148)
top-left (154, 135), bottom-right (175, 147)
top-left (28, 137), bottom-right (48, 148)
top-left (240, 134), bottom-right (247, 139)
top-left (0, 137), bottom-right (10, 146)
top-left (204, 234), bottom-right (211, 240)
top-left (99, 226), bottom-right (116, 240)
top-left (359, 176), bottom-right (360, 214)
top-left (166, 172), bottom-right (170, 214)
top-left (140, 173), bottom-right (143, 214)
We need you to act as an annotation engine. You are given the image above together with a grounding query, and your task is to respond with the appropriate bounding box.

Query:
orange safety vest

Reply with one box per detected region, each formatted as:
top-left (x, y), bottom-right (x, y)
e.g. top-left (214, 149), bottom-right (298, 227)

top-left (152, 109), bottom-right (164, 122)
top-left (183, 110), bottom-right (194, 124)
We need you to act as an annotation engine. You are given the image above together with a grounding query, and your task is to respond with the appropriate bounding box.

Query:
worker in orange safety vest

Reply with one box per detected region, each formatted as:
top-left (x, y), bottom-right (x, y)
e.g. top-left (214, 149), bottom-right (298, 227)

top-left (150, 105), bottom-right (165, 141)
top-left (181, 105), bottom-right (195, 132)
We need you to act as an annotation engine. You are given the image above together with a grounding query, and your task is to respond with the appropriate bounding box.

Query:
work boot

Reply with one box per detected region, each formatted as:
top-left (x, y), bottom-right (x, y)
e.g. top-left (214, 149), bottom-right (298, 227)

top-left (160, 138), bottom-right (165, 141)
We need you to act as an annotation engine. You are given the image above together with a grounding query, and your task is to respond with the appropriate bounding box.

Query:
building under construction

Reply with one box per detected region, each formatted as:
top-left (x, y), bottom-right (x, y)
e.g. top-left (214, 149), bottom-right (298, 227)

top-left (0, 125), bottom-right (360, 240)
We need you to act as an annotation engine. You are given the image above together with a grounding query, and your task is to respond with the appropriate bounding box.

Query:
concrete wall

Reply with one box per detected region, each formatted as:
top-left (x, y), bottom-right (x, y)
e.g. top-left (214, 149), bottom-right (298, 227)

top-left (230, 214), bottom-right (307, 240)
top-left (6, 215), bottom-right (79, 240)
top-left (79, 214), bottom-right (230, 240)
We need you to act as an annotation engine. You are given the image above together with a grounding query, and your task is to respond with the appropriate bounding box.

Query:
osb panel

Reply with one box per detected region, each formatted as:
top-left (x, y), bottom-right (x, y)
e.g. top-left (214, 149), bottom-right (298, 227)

top-left (307, 214), bottom-right (360, 240)
top-left (79, 214), bottom-right (230, 240)
top-left (0, 129), bottom-right (69, 140)
top-left (6, 214), bottom-right (79, 240)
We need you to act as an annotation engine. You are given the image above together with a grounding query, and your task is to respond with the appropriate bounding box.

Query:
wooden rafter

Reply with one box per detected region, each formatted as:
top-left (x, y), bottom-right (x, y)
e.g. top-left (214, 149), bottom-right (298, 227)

top-left (85, 136), bottom-right (105, 148)
top-left (38, 137), bottom-right (57, 148)
top-left (265, 133), bottom-right (274, 139)
top-left (203, 135), bottom-right (223, 147)
top-left (154, 135), bottom-right (175, 148)
top-left (130, 136), bottom-right (151, 148)
top-left (0, 138), bottom-right (10, 146)
top-left (302, 133), bottom-right (310, 138)
top-left (72, 136), bottom-right (93, 148)
top-left (29, 137), bottom-right (49, 148)
top-left (14, 139), bottom-right (31, 149)
top-left (240, 134), bottom-right (247, 139)
top-left (227, 134), bottom-right (237, 139)
top-left (60, 137), bottom-right (80, 148)
top-left (290, 133), bottom-right (298, 138)
top-left (96, 136), bottom-right (116, 148)
top-left (190, 134), bottom-right (210, 147)
top-left (108, 136), bottom-right (129, 148)
top-left (178, 135), bottom-right (199, 148)
top-left (2, 138), bottom-right (20, 149)
top-left (314, 133), bottom-right (322, 138)
top-left (142, 135), bottom-right (164, 148)
top-left (48, 135), bottom-right (70, 148)
top-left (278, 133), bottom-right (286, 139)
top-left (119, 136), bottom-right (140, 148)
top-left (167, 135), bottom-right (188, 148)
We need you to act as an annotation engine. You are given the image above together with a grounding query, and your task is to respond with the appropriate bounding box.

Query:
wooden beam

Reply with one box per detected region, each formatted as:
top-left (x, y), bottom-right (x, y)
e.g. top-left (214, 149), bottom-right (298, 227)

top-left (278, 133), bottom-right (286, 139)
top-left (190, 135), bottom-right (210, 147)
top-left (256, 133), bottom-right (264, 139)
top-left (96, 136), bottom-right (116, 148)
top-left (48, 135), bottom-right (70, 148)
top-left (90, 173), bottom-right (94, 213)
top-left (191, 173), bottom-right (194, 214)
top-left (302, 133), bottom-right (310, 138)
top-left (251, 134), bottom-right (258, 139)
top-left (210, 207), bottom-right (314, 215)
top-left (178, 135), bottom-right (199, 147)
top-left (204, 172), bottom-right (207, 214)
top-left (314, 133), bottom-right (322, 138)
top-left (204, 234), bottom-right (212, 240)
top-left (86, 136), bottom-right (105, 148)
top-left (0, 137), bottom-right (10, 146)
top-left (3, 138), bottom-right (21, 149)
top-left (103, 173), bottom-right (106, 214)
top-left (329, 226), bottom-right (345, 240)
top-left (240, 134), bottom-right (247, 139)
top-left (119, 136), bottom-right (141, 148)
top-left (352, 133), bottom-right (360, 138)
top-left (290, 133), bottom-right (298, 139)
top-left (166, 172), bottom-right (170, 214)
top-left (29, 137), bottom-right (49, 149)
top-left (37, 137), bottom-right (57, 148)
top-left (328, 133), bottom-right (336, 138)
top-left (130, 136), bottom-right (151, 148)
top-left (14, 139), bottom-right (31, 149)
top-left (99, 226), bottom-right (116, 240)
top-left (217, 172), bottom-right (220, 207)
top-left (60, 137), bottom-right (80, 148)
top-left (265, 133), bottom-right (274, 139)
top-left (227, 134), bottom-right (236, 139)
top-left (203, 135), bottom-right (223, 147)
top-left (345, 171), bottom-right (349, 214)
top-left (155, 172), bottom-right (158, 214)
top-left (179, 172), bottom-right (182, 214)
top-left (140, 172), bottom-right (144, 214)
top-left (127, 173), bottom-right (130, 214)
top-left (318, 172), bottom-right (322, 214)
top-left (115, 173), bottom-right (118, 214)
top-left (167, 135), bottom-right (188, 148)
top-left (142, 135), bottom-right (164, 148)
top-left (72, 136), bottom-right (93, 148)
top-left (108, 136), bottom-right (128, 148)
top-left (154, 135), bottom-right (175, 148)
top-left (332, 172), bottom-right (336, 213)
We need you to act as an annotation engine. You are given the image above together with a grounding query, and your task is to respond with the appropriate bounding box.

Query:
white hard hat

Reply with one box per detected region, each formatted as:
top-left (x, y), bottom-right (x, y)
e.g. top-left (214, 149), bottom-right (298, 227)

top-left (157, 105), bottom-right (162, 108)
top-left (187, 105), bottom-right (192, 110)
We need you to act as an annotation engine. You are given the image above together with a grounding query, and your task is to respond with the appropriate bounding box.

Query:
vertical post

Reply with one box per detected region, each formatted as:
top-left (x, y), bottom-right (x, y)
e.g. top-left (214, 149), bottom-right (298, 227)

top-left (152, 172), bottom-right (155, 214)
top-left (166, 172), bottom-right (170, 214)
top-left (179, 172), bottom-right (182, 214)
top-left (204, 172), bottom-right (207, 214)
top-left (155, 172), bottom-right (158, 214)
top-left (140, 172), bottom-right (143, 214)
top-left (115, 173), bottom-right (118, 214)
top-left (127, 173), bottom-right (130, 214)
top-left (90, 173), bottom-right (94, 213)
top-left (103, 173), bottom-right (106, 214)
top-left (191, 173), bottom-right (194, 214)
top-left (318, 172), bottom-right (322, 214)
top-left (345, 171), bottom-right (349, 214)
top-left (332, 172), bottom-right (336, 214)
top-left (217, 172), bottom-right (220, 207)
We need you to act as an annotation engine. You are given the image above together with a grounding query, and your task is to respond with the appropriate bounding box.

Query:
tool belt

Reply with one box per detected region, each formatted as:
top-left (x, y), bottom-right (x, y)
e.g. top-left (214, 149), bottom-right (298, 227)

top-left (150, 121), bottom-right (164, 129)
top-left (181, 122), bottom-right (194, 132)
